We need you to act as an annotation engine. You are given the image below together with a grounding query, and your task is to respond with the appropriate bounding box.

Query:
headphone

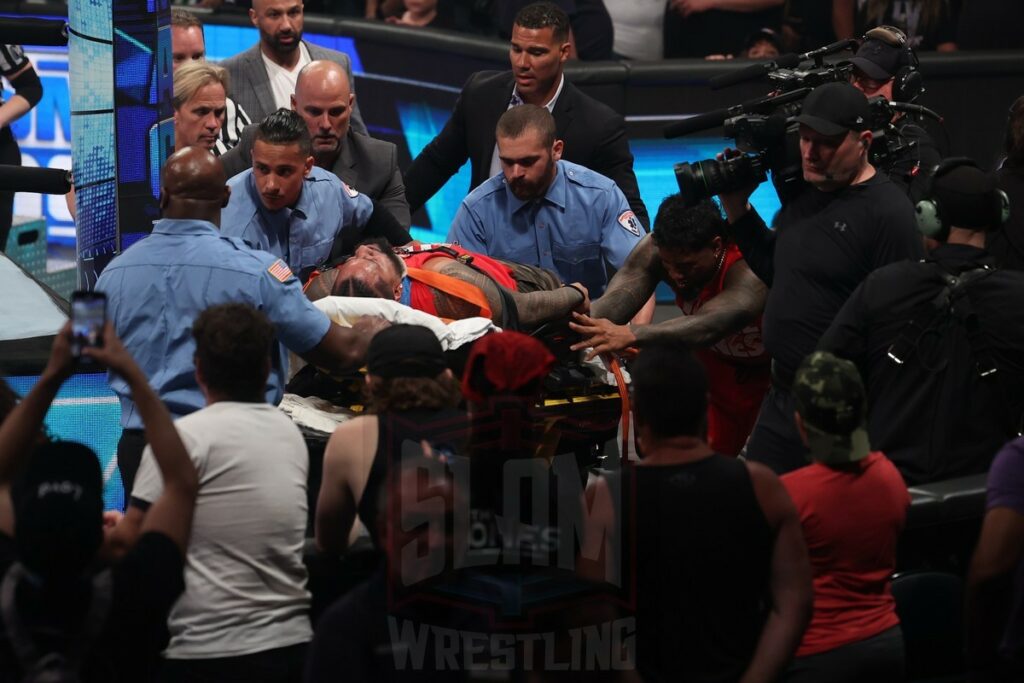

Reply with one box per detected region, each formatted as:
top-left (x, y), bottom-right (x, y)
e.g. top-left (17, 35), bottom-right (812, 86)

top-left (915, 157), bottom-right (1011, 240)
top-left (864, 25), bottom-right (923, 103)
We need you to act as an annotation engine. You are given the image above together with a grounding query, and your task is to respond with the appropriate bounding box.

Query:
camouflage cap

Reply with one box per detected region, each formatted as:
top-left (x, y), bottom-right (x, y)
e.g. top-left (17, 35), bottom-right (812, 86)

top-left (792, 351), bottom-right (871, 464)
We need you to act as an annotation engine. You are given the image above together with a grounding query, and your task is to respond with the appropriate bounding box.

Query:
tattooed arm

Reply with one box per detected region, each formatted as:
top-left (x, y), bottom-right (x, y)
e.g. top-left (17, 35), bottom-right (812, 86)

top-left (428, 259), bottom-right (587, 329)
top-left (590, 235), bottom-right (663, 325)
top-left (571, 258), bottom-right (766, 360)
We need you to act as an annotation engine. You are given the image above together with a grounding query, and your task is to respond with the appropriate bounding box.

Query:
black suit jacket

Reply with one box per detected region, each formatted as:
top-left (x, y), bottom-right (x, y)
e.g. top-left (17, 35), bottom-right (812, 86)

top-left (220, 127), bottom-right (411, 229)
top-left (403, 70), bottom-right (648, 229)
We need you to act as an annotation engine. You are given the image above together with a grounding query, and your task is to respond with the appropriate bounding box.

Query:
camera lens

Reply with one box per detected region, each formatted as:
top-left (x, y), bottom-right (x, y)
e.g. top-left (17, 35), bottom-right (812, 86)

top-left (675, 156), bottom-right (767, 207)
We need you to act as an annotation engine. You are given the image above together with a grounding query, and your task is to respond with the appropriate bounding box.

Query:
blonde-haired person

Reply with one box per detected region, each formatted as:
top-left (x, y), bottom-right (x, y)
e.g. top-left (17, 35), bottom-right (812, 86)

top-left (173, 61), bottom-right (229, 154)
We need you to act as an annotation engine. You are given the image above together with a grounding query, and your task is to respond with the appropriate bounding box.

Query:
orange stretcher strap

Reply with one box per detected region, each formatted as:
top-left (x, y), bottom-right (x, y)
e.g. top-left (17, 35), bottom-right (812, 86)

top-left (406, 267), bottom-right (493, 321)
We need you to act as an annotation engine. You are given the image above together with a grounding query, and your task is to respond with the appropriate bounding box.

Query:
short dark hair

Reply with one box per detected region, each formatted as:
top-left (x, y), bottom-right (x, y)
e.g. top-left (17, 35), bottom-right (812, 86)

top-left (1006, 95), bottom-right (1024, 167)
top-left (630, 344), bottom-right (708, 439)
top-left (651, 195), bottom-right (726, 252)
top-left (254, 108), bottom-right (312, 157)
top-left (171, 7), bottom-right (203, 29)
top-left (366, 375), bottom-right (462, 413)
top-left (332, 275), bottom-right (394, 299)
top-left (496, 104), bottom-right (556, 148)
top-left (514, 2), bottom-right (570, 42)
top-left (192, 303), bottom-right (274, 402)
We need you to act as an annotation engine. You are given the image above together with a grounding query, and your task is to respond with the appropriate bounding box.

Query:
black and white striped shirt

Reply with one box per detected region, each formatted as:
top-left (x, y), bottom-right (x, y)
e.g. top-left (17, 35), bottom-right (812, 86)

top-left (0, 44), bottom-right (29, 77)
top-left (220, 95), bottom-right (250, 153)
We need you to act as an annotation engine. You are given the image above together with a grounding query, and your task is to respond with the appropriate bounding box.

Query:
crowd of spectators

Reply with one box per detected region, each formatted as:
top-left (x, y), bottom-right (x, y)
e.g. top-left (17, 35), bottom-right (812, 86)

top-left (3, 0), bottom-right (1024, 680)
top-left (175, 0), bottom-right (1024, 58)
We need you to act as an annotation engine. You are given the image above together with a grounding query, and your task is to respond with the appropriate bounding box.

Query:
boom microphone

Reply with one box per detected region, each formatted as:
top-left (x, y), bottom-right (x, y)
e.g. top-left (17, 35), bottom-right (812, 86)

top-left (0, 18), bottom-right (68, 47)
top-left (709, 53), bottom-right (801, 90)
top-left (0, 166), bottom-right (72, 195)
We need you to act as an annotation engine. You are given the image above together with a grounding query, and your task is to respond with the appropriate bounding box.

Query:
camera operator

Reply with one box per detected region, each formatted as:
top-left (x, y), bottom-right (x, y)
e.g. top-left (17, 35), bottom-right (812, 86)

top-left (819, 159), bottom-right (1024, 485)
top-left (718, 81), bottom-right (923, 475)
top-left (849, 25), bottom-right (941, 203)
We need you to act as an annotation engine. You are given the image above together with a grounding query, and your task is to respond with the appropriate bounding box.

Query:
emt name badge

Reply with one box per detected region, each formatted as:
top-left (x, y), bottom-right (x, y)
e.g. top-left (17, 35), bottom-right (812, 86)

top-left (618, 210), bottom-right (641, 237)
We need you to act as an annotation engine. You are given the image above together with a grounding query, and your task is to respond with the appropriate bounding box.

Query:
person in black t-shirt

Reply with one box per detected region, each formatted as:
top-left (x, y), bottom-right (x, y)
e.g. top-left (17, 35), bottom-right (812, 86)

top-left (820, 158), bottom-right (1024, 484)
top-left (0, 45), bottom-right (42, 253)
top-left (718, 82), bottom-right (923, 474)
top-left (664, 0), bottom-right (784, 59)
top-left (0, 322), bottom-right (199, 683)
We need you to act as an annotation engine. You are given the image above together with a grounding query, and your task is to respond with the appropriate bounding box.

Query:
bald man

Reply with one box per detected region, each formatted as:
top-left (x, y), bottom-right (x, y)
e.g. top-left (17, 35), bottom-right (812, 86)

top-left (220, 0), bottom-right (366, 136)
top-left (221, 60), bottom-right (410, 229)
top-left (96, 147), bottom-right (386, 496)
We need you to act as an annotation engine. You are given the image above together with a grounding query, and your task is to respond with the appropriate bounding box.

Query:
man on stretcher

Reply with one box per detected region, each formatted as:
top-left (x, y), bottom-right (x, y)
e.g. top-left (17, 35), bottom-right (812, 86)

top-left (303, 238), bottom-right (591, 330)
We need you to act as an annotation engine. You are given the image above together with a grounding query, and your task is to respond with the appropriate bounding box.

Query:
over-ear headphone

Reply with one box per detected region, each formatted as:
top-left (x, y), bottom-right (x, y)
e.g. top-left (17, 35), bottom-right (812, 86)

top-left (915, 157), bottom-right (1011, 240)
top-left (864, 25), bottom-right (923, 103)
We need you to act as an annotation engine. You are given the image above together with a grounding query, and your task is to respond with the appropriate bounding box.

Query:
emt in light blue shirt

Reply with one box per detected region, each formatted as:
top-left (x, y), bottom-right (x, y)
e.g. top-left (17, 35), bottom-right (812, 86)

top-left (96, 146), bottom-right (380, 495)
top-left (221, 109), bottom-right (411, 282)
top-left (447, 105), bottom-right (644, 297)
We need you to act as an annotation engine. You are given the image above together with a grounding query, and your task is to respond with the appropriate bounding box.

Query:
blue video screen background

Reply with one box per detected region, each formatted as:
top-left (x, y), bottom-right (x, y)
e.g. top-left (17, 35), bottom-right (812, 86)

top-left (4, 374), bottom-right (124, 511)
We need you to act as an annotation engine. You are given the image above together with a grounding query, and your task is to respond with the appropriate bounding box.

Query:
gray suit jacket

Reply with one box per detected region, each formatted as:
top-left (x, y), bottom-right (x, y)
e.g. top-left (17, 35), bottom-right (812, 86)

top-left (219, 41), bottom-right (367, 135)
top-left (221, 127), bottom-right (411, 229)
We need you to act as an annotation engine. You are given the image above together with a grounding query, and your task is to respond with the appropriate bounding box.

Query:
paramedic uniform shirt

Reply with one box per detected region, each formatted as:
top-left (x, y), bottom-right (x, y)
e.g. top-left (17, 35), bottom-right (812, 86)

top-left (222, 165), bottom-right (373, 282)
top-left (447, 159), bottom-right (643, 297)
top-left (95, 218), bottom-right (330, 429)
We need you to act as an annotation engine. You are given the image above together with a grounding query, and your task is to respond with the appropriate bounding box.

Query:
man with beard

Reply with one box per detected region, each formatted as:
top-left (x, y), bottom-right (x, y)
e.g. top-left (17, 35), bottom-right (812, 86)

top-left (447, 104), bottom-right (642, 297)
top-left (220, 0), bottom-right (366, 134)
top-left (569, 195), bottom-right (769, 456)
top-left (220, 60), bottom-right (410, 229)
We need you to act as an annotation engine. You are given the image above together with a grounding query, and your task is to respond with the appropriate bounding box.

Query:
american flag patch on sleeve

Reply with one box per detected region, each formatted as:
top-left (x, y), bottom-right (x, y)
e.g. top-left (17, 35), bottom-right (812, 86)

top-left (268, 259), bottom-right (294, 282)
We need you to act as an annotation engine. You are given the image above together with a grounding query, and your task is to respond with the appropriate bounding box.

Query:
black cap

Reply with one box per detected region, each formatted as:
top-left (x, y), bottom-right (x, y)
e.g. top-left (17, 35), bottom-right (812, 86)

top-left (744, 27), bottom-right (783, 53)
top-left (366, 324), bottom-right (447, 379)
top-left (850, 37), bottom-right (903, 81)
top-left (930, 162), bottom-right (1003, 231)
top-left (795, 82), bottom-right (870, 136)
top-left (14, 441), bottom-right (104, 582)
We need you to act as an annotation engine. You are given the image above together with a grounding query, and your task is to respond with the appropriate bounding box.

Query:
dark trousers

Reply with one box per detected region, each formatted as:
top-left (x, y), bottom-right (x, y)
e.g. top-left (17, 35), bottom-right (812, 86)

top-left (117, 428), bottom-right (148, 502)
top-left (0, 129), bottom-right (21, 252)
top-left (782, 626), bottom-right (905, 683)
top-left (743, 385), bottom-right (810, 475)
top-left (158, 643), bottom-right (308, 683)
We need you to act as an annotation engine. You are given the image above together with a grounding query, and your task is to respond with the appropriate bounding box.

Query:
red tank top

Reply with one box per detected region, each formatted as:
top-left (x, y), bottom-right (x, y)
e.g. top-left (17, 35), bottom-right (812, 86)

top-left (401, 245), bottom-right (516, 318)
top-left (673, 243), bottom-right (767, 364)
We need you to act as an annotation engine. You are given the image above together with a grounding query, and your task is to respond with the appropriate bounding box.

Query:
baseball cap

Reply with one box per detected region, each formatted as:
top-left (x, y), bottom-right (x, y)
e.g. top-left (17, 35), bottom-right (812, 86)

top-left (850, 36), bottom-right (904, 81)
top-left (795, 82), bottom-right (871, 136)
top-left (792, 351), bottom-right (871, 464)
top-left (366, 324), bottom-right (448, 379)
top-left (14, 441), bottom-right (104, 581)
top-left (461, 332), bottom-right (556, 404)
top-left (744, 27), bottom-right (783, 54)
top-left (928, 161), bottom-right (1003, 231)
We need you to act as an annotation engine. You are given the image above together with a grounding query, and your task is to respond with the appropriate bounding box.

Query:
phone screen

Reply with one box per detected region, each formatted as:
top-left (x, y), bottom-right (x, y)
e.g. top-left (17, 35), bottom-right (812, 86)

top-left (71, 293), bottom-right (106, 359)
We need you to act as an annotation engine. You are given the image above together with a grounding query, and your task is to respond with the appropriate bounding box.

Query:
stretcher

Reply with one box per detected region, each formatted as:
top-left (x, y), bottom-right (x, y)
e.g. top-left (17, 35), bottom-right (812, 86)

top-left (282, 297), bottom-right (626, 463)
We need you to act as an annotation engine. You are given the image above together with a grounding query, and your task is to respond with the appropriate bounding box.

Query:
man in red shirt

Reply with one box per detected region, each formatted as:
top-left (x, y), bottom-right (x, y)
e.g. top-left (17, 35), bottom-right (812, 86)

top-left (570, 195), bottom-right (769, 455)
top-left (780, 351), bottom-right (910, 682)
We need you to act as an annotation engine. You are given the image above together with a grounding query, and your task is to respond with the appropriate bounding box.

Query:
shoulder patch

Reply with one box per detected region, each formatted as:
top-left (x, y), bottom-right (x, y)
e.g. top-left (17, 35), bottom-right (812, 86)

top-left (341, 181), bottom-right (359, 198)
top-left (618, 211), bottom-right (642, 237)
top-left (267, 259), bottom-right (294, 282)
